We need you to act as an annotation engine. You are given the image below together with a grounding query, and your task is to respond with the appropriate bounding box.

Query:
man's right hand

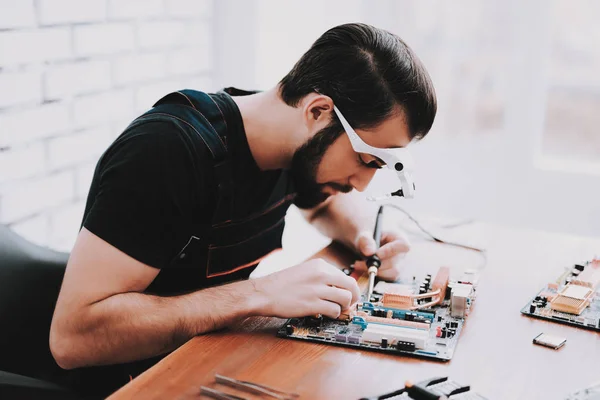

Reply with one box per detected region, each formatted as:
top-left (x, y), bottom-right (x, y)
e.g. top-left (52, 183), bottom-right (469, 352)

top-left (252, 258), bottom-right (361, 319)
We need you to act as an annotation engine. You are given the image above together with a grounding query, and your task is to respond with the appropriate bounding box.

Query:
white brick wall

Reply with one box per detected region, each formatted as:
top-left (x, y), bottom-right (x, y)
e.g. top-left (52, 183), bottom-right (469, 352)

top-left (47, 127), bottom-right (112, 171)
top-left (0, 28), bottom-right (72, 66)
top-left (113, 53), bottom-right (167, 85)
top-left (38, 0), bottom-right (107, 25)
top-left (0, 142), bottom-right (45, 183)
top-left (0, 0), bottom-right (36, 29)
top-left (108, 0), bottom-right (164, 19)
top-left (72, 89), bottom-right (135, 127)
top-left (45, 60), bottom-right (112, 99)
top-left (138, 21), bottom-right (188, 49)
top-left (0, 102), bottom-right (71, 146)
top-left (0, 171), bottom-right (75, 223)
top-left (0, 71), bottom-right (42, 108)
top-left (74, 23), bottom-right (136, 56)
top-left (0, 0), bottom-right (214, 250)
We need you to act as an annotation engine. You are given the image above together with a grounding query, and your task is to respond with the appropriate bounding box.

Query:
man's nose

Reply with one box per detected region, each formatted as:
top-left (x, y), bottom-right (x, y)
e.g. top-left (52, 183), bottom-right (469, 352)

top-left (349, 168), bottom-right (377, 192)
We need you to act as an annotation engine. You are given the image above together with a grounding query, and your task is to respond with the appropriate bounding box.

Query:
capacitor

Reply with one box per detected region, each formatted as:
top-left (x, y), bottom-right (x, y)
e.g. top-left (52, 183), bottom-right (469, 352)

top-left (445, 285), bottom-right (453, 300)
top-left (285, 324), bottom-right (294, 335)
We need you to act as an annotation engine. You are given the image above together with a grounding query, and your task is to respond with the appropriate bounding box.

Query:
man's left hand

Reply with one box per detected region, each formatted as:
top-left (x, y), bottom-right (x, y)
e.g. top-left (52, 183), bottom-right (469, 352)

top-left (352, 229), bottom-right (410, 281)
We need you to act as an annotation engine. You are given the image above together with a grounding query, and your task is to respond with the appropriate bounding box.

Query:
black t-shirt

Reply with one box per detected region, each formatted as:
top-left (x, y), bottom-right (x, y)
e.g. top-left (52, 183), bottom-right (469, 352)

top-left (81, 88), bottom-right (295, 294)
top-left (64, 88), bottom-right (314, 397)
top-left (65, 88), bottom-right (325, 397)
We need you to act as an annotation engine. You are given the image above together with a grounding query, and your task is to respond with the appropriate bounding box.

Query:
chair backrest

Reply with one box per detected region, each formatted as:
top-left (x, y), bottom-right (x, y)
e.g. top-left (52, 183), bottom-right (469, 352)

top-left (0, 225), bottom-right (69, 381)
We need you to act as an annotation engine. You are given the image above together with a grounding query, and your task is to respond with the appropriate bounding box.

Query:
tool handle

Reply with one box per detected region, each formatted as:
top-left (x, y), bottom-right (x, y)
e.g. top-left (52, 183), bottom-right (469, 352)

top-left (366, 206), bottom-right (384, 269)
top-left (373, 205), bottom-right (384, 247)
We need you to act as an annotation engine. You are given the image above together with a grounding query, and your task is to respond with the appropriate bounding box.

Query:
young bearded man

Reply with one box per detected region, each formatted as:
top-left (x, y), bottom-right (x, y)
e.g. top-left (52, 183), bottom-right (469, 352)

top-left (50, 22), bottom-right (436, 396)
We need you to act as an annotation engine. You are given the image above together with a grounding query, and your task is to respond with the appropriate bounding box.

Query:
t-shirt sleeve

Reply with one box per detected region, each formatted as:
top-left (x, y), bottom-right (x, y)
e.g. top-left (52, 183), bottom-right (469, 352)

top-left (83, 121), bottom-right (207, 269)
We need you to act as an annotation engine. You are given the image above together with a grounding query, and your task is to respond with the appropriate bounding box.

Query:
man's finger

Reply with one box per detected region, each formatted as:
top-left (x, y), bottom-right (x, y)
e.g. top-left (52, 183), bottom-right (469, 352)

top-left (376, 240), bottom-right (410, 259)
top-left (355, 231), bottom-right (376, 256)
top-left (323, 269), bottom-right (361, 304)
top-left (320, 286), bottom-right (353, 310)
top-left (317, 300), bottom-right (342, 319)
top-left (381, 230), bottom-right (411, 248)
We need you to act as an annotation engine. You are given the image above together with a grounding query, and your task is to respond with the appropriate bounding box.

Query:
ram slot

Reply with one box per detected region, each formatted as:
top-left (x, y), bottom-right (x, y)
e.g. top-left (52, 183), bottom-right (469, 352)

top-left (361, 324), bottom-right (428, 349)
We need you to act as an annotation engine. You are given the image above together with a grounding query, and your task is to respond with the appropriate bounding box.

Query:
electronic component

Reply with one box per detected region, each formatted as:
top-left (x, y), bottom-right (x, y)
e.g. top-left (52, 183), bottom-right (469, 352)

top-left (361, 323), bottom-right (428, 349)
top-left (278, 266), bottom-right (478, 362)
top-left (533, 332), bottom-right (567, 349)
top-left (431, 267), bottom-right (450, 303)
top-left (550, 284), bottom-right (593, 315)
top-left (450, 283), bottom-right (473, 318)
top-left (521, 258), bottom-right (600, 331)
top-left (572, 259), bottom-right (600, 288)
top-left (374, 266), bottom-right (452, 310)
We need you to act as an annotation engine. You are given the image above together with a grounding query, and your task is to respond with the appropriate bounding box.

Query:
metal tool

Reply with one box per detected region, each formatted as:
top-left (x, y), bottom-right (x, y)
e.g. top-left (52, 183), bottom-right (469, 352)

top-left (214, 374), bottom-right (299, 400)
top-left (366, 205), bottom-right (384, 301)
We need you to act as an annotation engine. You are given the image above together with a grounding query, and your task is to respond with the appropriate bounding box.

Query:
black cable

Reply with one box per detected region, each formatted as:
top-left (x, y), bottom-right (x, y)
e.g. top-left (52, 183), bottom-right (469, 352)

top-left (382, 203), bottom-right (488, 269)
top-left (383, 203), bottom-right (486, 253)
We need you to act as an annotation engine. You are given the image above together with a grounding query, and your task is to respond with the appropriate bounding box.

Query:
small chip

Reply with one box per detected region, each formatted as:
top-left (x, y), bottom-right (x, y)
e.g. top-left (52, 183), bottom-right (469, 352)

top-left (562, 284), bottom-right (591, 300)
top-left (533, 332), bottom-right (567, 349)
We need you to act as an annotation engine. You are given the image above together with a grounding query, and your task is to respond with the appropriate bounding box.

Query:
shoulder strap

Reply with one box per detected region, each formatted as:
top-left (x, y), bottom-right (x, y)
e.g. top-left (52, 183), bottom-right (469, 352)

top-left (149, 90), bottom-right (234, 222)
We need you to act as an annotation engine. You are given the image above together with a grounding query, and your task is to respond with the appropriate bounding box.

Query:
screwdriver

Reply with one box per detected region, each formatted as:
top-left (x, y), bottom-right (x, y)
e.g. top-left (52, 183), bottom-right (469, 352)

top-left (366, 205), bottom-right (384, 302)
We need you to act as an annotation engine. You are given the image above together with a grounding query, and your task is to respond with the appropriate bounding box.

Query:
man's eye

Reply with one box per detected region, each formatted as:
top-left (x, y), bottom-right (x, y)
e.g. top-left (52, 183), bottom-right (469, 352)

top-left (359, 155), bottom-right (383, 169)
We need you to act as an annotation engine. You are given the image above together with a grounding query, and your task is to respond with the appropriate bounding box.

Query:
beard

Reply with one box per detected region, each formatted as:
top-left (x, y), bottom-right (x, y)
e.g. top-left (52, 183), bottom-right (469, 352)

top-left (290, 123), bottom-right (353, 209)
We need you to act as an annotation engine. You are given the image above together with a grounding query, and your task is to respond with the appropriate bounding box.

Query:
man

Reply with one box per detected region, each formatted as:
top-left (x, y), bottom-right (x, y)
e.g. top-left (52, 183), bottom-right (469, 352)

top-left (50, 23), bottom-right (436, 395)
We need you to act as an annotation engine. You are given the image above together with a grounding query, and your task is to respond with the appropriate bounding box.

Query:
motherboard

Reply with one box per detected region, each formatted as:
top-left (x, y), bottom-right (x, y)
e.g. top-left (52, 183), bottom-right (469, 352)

top-left (520, 258), bottom-right (600, 332)
top-left (277, 266), bottom-right (478, 361)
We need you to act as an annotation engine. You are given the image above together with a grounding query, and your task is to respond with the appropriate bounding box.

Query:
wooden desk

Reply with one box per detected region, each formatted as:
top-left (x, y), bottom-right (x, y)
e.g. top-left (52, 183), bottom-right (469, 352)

top-left (108, 222), bottom-right (600, 400)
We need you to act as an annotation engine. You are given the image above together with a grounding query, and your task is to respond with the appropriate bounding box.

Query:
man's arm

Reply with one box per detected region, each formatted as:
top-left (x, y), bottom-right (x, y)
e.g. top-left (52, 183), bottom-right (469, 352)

top-left (50, 228), bottom-right (360, 370)
top-left (299, 191), bottom-right (410, 281)
top-left (300, 190), bottom-right (377, 251)
top-left (49, 228), bottom-right (264, 370)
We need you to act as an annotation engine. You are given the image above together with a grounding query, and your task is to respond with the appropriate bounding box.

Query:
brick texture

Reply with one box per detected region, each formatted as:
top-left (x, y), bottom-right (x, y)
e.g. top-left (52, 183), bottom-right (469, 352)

top-left (0, 0), bottom-right (214, 250)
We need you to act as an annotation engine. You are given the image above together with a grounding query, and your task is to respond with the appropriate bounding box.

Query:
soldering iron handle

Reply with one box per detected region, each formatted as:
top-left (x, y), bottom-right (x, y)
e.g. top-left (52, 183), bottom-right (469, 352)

top-left (366, 206), bottom-right (384, 269)
top-left (373, 205), bottom-right (384, 247)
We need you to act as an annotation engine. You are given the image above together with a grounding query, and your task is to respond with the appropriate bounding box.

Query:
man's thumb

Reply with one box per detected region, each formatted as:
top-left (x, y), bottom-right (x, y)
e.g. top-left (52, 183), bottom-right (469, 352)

top-left (355, 231), bottom-right (376, 256)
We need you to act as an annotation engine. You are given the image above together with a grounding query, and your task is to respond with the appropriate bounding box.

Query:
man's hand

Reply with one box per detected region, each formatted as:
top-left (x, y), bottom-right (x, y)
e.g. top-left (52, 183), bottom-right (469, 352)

top-left (352, 229), bottom-right (410, 281)
top-left (253, 259), bottom-right (361, 319)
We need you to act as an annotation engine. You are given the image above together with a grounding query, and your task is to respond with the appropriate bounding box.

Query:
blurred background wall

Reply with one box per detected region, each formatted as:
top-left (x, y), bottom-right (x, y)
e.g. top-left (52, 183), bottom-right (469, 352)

top-left (1, 0), bottom-right (599, 253)
top-left (0, 0), bottom-right (214, 250)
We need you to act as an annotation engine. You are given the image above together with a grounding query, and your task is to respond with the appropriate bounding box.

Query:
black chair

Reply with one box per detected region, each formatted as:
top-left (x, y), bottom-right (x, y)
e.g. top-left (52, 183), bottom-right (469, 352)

top-left (0, 225), bottom-right (84, 399)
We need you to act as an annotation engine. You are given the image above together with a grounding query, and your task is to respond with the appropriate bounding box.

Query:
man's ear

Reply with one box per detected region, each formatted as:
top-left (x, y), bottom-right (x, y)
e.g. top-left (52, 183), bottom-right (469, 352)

top-left (302, 93), bottom-right (334, 127)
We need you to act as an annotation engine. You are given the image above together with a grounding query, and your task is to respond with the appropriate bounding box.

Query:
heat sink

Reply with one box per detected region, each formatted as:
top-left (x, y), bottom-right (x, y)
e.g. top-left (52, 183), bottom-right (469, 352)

top-left (550, 284), bottom-right (593, 315)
